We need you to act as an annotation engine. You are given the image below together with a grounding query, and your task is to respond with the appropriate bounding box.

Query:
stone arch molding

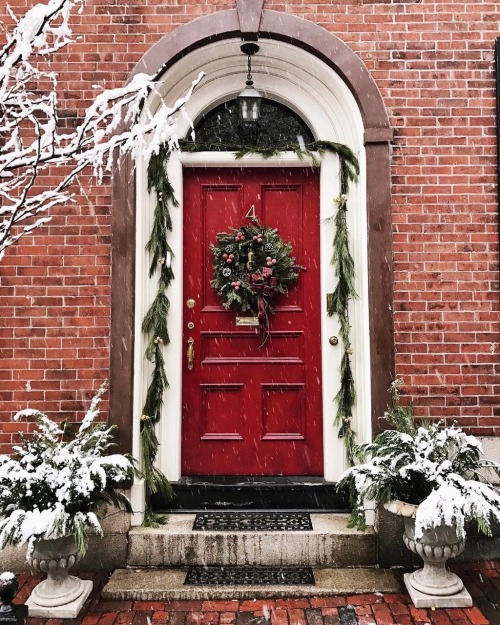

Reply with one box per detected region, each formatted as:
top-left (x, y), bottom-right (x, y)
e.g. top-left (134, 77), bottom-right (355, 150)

top-left (109, 8), bottom-right (394, 500)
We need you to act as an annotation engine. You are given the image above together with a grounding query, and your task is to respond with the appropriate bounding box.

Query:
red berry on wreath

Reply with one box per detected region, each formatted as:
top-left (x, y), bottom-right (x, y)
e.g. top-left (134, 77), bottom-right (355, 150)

top-left (253, 235), bottom-right (258, 241)
top-left (272, 259), bottom-right (277, 264)
top-left (236, 281), bottom-right (242, 286)
top-left (266, 257), bottom-right (271, 262)
top-left (257, 237), bottom-right (263, 243)
top-left (235, 286), bottom-right (240, 291)
top-left (229, 254), bottom-right (234, 259)
top-left (223, 253), bottom-right (228, 259)
top-left (267, 261), bottom-right (272, 267)
top-left (227, 258), bottom-right (232, 263)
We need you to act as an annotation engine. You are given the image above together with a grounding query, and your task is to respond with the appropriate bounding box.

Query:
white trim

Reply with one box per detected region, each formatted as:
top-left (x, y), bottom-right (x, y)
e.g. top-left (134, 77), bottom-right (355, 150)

top-left (132, 39), bottom-right (370, 519)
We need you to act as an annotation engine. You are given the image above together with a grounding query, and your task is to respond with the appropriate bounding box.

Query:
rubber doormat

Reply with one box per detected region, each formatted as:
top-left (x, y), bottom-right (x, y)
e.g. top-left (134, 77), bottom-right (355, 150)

top-left (192, 511), bottom-right (313, 531)
top-left (185, 565), bottom-right (315, 586)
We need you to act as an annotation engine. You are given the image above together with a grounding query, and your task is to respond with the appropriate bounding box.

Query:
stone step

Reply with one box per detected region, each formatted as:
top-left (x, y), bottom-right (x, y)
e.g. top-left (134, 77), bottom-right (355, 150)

top-left (103, 567), bottom-right (399, 601)
top-left (154, 477), bottom-right (349, 511)
top-left (127, 513), bottom-right (376, 567)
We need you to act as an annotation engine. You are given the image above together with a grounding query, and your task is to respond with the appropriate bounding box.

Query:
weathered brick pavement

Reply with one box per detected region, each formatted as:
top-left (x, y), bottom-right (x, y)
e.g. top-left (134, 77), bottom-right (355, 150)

top-left (17, 561), bottom-right (500, 625)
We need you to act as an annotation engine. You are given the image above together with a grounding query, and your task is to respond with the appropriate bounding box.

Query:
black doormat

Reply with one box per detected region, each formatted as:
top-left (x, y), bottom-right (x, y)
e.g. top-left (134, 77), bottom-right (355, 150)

top-left (185, 565), bottom-right (315, 586)
top-left (193, 511), bottom-right (313, 531)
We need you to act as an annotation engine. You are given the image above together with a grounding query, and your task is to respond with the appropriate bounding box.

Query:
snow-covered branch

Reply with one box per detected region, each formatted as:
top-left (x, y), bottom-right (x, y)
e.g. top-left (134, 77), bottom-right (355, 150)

top-left (0, 0), bottom-right (202, 259)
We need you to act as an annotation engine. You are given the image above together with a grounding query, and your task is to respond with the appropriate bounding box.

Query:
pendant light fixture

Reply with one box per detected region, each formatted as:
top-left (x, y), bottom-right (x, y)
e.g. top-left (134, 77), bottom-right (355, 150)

top-left (237, 42), bottom-right (262, 124)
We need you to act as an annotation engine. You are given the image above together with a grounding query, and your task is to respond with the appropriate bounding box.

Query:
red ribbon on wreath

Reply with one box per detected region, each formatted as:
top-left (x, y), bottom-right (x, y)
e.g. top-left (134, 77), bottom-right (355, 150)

top-left (248, 268), bottom-right (279, 347)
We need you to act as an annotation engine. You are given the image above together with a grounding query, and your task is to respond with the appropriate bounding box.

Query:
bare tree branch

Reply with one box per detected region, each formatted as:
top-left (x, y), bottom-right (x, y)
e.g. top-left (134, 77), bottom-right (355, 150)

top-left (0, 0), bottom-right (203, 259)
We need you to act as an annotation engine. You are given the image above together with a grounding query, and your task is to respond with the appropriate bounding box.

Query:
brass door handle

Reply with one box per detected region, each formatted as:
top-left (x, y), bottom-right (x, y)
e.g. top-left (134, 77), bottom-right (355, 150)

top-left (187, 337), bottom-right (195, 370)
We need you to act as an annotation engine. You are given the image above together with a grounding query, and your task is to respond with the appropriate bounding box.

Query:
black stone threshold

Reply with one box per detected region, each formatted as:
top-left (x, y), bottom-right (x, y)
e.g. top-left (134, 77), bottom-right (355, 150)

top-left (151, 476), bottom-right (350, 512)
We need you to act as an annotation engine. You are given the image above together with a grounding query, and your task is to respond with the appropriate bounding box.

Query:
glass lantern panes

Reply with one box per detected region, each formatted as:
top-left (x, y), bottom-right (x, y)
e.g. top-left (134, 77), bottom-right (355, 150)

top-left (189, 99), bottom-right (315, 149)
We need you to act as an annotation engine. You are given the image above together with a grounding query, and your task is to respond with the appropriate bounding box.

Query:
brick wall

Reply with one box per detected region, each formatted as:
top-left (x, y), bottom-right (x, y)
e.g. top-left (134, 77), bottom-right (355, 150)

top-left (0, 0), bottom-right (499, 452)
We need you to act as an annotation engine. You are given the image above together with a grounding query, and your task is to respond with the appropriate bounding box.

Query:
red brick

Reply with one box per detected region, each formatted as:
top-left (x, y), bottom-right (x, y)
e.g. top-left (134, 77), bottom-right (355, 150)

top-left (271, 609), bottom-right (289, 625)
top-left (239, 601), bottom-right (276, 612)
top-left (114, 614), bottom-right (135, 625)
top-left (202, 613), bottom-right (219, 625)
top-left (371, 604), bottom-right (394, 625)
top-left (382, 595), bottom-right (408, 605)
top-left (409, 606), bottom-right (430, 621)
top-left (288, 609), bottom-right (306, 625)
top-left (430, 611), bottom-right (452, 625)
top-left (185, 613), bottom-right (203, 625)
top-left (164, 603), bottom-right (203, 612)
top-left (387, 603), bottom-right (409, 616)
top-left (202, 603), bottom-right (239, 612)
top-left (462, 607), bottom-right (490, 625)
top-left (347, 595), bottom-right (384, 606)
top-left (275, 600), bottom-right (311, 609)
top-left (320, 609), bottom-right (338, 617)
top-left (311, 599), bottom-right (346, 608)
top-left (357, 617), bottom-right (376, 625)
top-left (390, 617), bottom-right (413, 625)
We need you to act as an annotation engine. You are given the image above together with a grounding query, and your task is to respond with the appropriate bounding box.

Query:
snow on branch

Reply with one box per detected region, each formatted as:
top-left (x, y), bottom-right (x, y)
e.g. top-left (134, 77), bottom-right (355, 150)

top-left (0, 0), bottom-right (203, 259)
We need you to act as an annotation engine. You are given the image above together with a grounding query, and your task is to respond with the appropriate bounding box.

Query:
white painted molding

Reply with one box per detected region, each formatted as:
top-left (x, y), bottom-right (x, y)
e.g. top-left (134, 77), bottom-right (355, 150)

top-left (132, 38), bottom-right (370, 522)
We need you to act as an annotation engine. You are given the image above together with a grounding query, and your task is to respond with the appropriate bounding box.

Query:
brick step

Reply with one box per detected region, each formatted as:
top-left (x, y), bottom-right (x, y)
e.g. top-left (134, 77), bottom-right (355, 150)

top-left (103, 567), bottom-right (399, 601)
top-left (127, 513), bottom-right (376, 567)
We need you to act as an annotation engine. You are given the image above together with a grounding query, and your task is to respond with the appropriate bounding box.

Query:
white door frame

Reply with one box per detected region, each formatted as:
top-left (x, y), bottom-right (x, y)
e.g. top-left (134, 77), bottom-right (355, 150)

top-left (130, 39), bottom-right (371, 521)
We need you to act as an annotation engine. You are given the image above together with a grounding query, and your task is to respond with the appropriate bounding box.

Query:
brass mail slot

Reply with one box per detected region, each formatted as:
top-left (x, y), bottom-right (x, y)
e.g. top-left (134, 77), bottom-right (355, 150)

top-left (236, 316), bottom-right (260, 327)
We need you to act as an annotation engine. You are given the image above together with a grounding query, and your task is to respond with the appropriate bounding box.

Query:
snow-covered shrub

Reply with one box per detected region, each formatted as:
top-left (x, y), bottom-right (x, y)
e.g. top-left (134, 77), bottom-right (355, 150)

top-left (0, 382), bottom-right (133, 556)
top-left (338, 380), bottom-right (500, 540)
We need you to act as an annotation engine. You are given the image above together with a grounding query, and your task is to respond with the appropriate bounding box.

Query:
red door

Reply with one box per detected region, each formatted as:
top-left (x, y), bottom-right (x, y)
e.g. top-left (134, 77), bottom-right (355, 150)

top-left (182, 168), bottom-right (323, 475)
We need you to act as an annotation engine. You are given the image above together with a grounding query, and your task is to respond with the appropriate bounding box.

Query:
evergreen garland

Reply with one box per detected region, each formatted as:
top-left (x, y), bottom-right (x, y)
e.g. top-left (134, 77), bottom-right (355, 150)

top-left (142, 139), bottom-right (360, 522)
top-left (141, 143), bottom-right (175, 526)
top-left (327, 190), bottom-right (358, 466)
top-left (327, 151), bottom-right (359, 466)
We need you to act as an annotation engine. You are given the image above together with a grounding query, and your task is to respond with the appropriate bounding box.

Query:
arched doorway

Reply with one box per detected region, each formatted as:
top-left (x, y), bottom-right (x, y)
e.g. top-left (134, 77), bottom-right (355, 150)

top-left (109, 11), bottom-right (393, 518)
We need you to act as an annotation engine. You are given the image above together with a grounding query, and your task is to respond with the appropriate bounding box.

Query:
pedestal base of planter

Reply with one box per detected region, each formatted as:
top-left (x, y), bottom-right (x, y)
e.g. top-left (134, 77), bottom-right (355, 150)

top-left (404, 573), bottom-right (472, 608)
top-left (26, 579), bottom-right (93, 618)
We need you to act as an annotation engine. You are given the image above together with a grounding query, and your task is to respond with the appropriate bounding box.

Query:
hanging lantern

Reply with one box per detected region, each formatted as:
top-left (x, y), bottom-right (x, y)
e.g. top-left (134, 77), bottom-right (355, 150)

top-left (237, 43), bottom-right (262, 124)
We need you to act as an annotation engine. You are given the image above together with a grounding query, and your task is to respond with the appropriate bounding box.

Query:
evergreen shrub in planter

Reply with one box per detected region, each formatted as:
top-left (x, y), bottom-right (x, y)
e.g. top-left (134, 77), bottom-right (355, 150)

top-left (338, 380), bottom-right (500, 606)
top-left (0, 381), bottom-right (133, 557)
top-left (339, 380), bottom-right (500, 538)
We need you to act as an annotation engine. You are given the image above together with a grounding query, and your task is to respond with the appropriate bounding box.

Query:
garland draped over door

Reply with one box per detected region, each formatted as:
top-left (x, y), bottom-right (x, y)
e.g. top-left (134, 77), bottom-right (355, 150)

top-left (141, 140), bottom-right (359, 525)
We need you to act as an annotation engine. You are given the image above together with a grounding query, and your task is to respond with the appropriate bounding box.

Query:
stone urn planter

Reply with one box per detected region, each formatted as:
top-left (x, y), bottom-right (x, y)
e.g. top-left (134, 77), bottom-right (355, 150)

top-left (384, 500), bottom-right (472, 608)
top-left (25, 536), bottom-right (93, 618)
top-left (0, 383), bottom-right (133, 618)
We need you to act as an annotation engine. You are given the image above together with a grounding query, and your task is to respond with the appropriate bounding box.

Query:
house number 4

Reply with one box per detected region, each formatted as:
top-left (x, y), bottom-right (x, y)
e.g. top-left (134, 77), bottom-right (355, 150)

top-left (245, 204), bottom-right (257, 220)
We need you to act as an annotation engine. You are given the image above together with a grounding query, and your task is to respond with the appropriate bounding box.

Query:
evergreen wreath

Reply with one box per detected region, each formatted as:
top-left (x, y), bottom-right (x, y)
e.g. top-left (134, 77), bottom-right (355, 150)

top-left (142, 139), bottom-right (360, 525)
top-left (211, 223), bottom-right (300, 344)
